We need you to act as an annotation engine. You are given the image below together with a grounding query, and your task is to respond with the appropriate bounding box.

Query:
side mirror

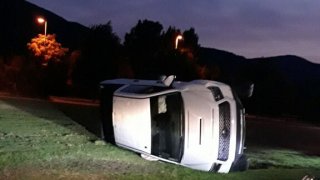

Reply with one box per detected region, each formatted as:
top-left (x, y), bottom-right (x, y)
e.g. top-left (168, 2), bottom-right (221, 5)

top-left (159, 75), bottom-right (176, 87)
top-left (233, 82), bottom-right (254, 98)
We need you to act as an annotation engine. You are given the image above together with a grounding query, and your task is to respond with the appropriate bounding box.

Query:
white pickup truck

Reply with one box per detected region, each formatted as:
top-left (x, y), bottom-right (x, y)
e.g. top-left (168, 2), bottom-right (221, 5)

top-left (100, 76), bottom-right (248, 173)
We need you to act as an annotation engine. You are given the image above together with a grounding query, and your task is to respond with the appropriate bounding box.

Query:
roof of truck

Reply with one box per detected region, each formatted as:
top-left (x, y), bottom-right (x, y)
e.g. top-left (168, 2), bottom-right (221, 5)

top-left (100, 78), bottom-right (230, 98)
top-left (100, 78), bottom-right (227, 88)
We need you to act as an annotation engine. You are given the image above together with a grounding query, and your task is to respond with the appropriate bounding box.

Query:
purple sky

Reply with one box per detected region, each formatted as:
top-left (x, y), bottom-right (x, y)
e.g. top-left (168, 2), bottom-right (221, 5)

top-left (27, 0), bottom-right (320, 64)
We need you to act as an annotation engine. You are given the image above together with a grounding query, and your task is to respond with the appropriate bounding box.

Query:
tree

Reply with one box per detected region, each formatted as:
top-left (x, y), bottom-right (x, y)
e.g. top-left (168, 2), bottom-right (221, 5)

top-left (27, 34), bottom-right (68, 66)
top-left (124, 20), bottom-right (163, 78)
top-left (123, 20), bottom-right (202, 80)
top-left (181, 28), bottom-right (200, 60)
top-left (72, 22), bottom-right (121, 97)
top-left (124, 20), bottom-right (163, 53)
top-left (161, 26), bottom-right (181, 51)
top-left (25, 34), bottom-right (69, 96)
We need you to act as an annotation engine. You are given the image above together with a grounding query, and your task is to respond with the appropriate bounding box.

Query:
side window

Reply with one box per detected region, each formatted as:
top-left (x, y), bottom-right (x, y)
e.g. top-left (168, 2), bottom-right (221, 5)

top-left (208, 87), bottom-right (224, 101)
top-left (150, 93), bottom-right (184, 162)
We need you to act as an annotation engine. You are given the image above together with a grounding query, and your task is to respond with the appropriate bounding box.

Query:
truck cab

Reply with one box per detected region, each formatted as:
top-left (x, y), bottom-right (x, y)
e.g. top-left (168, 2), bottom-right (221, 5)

top-left (100, 77), bottom-right (247, 173)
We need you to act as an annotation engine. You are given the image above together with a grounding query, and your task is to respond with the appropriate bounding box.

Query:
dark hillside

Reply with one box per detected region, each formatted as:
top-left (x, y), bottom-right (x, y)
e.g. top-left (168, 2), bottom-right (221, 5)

top-left (198, 47), bottom-right (248, 83)
top-left (0, 0), bottom-right (89, 56)
top-left (247, 55), bottom-right (320, 121)
top-left (199, 48), bottom-right (320, 122)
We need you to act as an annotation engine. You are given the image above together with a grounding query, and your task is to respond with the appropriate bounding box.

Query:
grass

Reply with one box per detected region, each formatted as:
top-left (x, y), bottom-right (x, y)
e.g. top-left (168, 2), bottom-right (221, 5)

top-left (0, 97), bottom-right (319, 179)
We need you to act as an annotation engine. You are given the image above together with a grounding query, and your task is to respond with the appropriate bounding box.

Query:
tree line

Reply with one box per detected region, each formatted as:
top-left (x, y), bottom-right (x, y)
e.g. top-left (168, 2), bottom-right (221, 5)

top-left (0, 19), bottom-right (209, 98)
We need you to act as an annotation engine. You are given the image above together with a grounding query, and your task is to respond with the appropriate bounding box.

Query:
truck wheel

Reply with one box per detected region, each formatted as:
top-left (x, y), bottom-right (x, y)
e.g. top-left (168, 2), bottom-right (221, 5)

top-left (230, 154), bottom-right (249, 172)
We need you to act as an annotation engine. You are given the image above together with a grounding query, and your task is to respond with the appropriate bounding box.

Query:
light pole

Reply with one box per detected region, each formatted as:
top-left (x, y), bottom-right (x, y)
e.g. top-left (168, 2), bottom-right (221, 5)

top-left (37, 17), bottom-right (47, 36)
top-left (175, 35), bottom-right (183, 49)
top-left (37, 17), bottom-right (48, 66)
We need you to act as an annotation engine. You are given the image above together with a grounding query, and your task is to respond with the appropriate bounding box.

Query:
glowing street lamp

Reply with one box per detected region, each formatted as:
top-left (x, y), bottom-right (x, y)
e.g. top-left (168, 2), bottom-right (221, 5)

top-left (37, 17), bottom-right (47, 36)
top-left (175, 35), bottom-right (183, 49)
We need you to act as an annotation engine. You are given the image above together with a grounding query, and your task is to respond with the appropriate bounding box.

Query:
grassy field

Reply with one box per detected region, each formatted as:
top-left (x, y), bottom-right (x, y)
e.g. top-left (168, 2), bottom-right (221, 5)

top-left (0, 97), bottom-right (319, 179)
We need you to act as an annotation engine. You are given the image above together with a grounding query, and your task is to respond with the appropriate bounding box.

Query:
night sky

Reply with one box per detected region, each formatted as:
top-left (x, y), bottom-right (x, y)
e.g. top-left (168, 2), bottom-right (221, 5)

top-left (27, 0), bottom-right (320, 64)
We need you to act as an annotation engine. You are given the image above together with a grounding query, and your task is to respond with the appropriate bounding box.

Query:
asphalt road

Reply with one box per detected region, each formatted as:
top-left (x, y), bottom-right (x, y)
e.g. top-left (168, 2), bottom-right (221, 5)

top-left (49, 96), bottom-right (320, 156)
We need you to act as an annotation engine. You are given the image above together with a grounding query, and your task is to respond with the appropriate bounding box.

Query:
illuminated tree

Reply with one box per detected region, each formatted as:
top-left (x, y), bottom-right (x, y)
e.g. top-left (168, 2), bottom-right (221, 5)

top-left (27, 34), bottom-right (68, 65)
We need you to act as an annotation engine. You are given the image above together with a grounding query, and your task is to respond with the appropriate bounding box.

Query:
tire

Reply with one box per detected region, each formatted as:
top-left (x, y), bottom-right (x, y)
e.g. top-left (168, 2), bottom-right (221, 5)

top-left (230, 154), bottom-right (249, 172)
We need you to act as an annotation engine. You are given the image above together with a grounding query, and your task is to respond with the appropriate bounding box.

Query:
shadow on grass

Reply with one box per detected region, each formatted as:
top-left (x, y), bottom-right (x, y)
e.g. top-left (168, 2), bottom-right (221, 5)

top-left (51, 102), bottom-right (102, 138)
top-left (0, 97), bottom-right (100, 140)
top-left (247, 147), bottom-right (320, 171)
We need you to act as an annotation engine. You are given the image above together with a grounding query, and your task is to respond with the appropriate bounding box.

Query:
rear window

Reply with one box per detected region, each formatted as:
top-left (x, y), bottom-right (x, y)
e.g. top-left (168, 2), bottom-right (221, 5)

top-left (121, 85), bottom-right (172, 94)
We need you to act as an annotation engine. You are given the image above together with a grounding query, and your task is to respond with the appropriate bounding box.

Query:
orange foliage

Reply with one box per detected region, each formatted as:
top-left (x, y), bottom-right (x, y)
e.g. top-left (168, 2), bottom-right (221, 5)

top-left (27, 34), bottom-right (68, 65)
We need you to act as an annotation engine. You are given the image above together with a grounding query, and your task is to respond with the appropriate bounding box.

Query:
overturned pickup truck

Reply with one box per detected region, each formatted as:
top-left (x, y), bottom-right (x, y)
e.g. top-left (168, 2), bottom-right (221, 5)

top-left (100, 76), bottom-right (248, 173)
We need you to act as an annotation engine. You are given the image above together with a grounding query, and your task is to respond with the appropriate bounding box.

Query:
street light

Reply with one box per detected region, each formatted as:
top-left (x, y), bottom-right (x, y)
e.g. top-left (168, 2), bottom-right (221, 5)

top-left (175, 35), bottom-right (183, 49)
top-left (37, 17), bottom-right (47, 36)
top-left (37, 17), bottom-right (48, 66)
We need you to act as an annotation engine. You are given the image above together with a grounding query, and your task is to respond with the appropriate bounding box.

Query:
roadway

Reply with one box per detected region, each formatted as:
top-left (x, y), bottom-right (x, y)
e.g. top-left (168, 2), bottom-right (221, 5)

top-left (246, 115), bottom-right (320, 155)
